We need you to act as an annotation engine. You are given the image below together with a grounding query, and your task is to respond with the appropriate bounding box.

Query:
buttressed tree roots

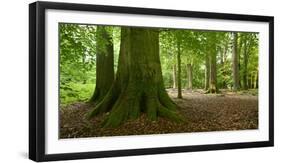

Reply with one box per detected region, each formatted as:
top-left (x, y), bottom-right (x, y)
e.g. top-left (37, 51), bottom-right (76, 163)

top-left (88, 27), bottom-right (182, 127)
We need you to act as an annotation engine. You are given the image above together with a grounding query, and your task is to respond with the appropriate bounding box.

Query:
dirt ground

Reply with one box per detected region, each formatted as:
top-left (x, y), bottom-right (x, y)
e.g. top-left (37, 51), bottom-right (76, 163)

top-left (59, 89), bottom-right (258, 139)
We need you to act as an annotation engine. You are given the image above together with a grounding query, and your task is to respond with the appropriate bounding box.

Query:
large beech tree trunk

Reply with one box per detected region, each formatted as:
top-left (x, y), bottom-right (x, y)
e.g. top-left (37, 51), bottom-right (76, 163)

top-left (232, 33), bottom-right (240, 91)
top-left (186, 64), bottom-right (193, 90)
top-left (90, 26), bottom-right (114, 103)
top-left (88, 27), bottom-right (181, 127)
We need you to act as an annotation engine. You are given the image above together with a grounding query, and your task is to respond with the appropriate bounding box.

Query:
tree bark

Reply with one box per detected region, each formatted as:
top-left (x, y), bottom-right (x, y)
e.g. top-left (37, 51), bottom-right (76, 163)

top-left (177, 39), bottom-right (182, 98)
top-left (209, 52), bottom-right (217, 93)
top-left (90, 26), bottom-right (114, 103)
top-left (254, 71), bottom-right (258, 89)
top-left (242, 39), bottom-right (249, 90)
top-left (187, 64), bottom-right (193, 90)
top-left (88, 27), bottom-right (181, 127)
top-left (232, 32), bottom-right (240, 91)
top-left (172, 64), bottom-right (177, 89)
top-left (250, 73), bottom-right (253, 89)
top-left (204, 54), bottom-right (210, 90)
top-left (220, 43), bottom-right (228, 89)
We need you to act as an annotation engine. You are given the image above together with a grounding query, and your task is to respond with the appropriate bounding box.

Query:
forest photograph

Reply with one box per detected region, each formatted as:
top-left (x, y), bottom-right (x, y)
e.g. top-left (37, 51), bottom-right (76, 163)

top-left (59, 23), bottom-right (259, 139)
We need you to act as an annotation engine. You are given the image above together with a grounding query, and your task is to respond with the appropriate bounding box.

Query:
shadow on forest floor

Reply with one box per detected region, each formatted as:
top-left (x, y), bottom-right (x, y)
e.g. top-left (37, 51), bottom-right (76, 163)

top-left (59, 89), bottom-right (258, 139)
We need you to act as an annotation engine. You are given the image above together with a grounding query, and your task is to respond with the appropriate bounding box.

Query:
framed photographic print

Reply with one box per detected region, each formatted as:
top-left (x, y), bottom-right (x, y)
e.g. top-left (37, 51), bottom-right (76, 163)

top-left (29, 1), bottom-right (274, 162)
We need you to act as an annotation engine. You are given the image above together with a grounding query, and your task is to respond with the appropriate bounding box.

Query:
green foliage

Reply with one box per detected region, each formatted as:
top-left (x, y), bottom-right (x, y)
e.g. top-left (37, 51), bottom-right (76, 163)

top-left (60, 82), bottom-right (94, 105)
top-left (60, 23), bottom-right (259, 105)
top-left (59, 24), bottom-right (122, 105)
top-left (59, 23), bottom-right (97, 105)
top-left (159, 29), bottom-right (258, 90)
top-left (59, 23), bottom-right (97, 81)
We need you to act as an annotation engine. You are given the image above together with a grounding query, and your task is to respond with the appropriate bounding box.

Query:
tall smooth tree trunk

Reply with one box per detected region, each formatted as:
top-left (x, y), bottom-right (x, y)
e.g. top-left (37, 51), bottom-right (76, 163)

top-left (89, 27), bottom-right (181, 127)
top-left (186, 64), bottom-right (193, 90)
top-left (177, 40), bottom-right (182, 98)
top-left (242, 40), bottom-right (249, 90)
top-left (220, 42), bottom-right (228, 88)
top-left (204, 54), bottom-right (210, 90)
top-left (248, 74), bottom-right (251, 89)
top-left (220, 48), bottom-right (226, 89)
top-left (172, 64), bottom-right (177, 89)
top-left (90, 26), bottom-right (114, 103)
top-left (82, 52), bottom-right (87, 84)
top-left (209, 52), bottom-right (217, 93)
top-left (254, 71), bottom-right (258, 89)
top-left (238, 35), bottom-right (243, 89)
top-left (232, 32), bottom-right (240, 91)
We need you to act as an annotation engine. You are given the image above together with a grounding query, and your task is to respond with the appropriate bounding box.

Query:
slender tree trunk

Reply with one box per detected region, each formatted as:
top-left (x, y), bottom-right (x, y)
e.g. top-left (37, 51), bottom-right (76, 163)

top-left (255, 71), bottom-right (258, 89)
top-left (186, 64), bottom-right (193, 90)
top-left (177, 40), bottom-right (182, 98)
top-left (242, 40), bottom-right (249, 90)
top-left (209, 52), bottom-right (217, 93)
top-left (232, 32), bottom-right (240, 91)
top-left (253, 73), bottom-right (257, 89)
top-left (220, 42), bottom-right (228, 89)
top-left (220, 48), bottom-right (226, 89)
top-left (82, 52), bottom-right (87, 84)
top-left (88, 27), bottom-right (181, 127)
top-left (204, 54), bottom-right (210, 90)
top-left (90, 26), bottom-right (114, 103)
top-left (172, 64), bottom-right (177, 89)
top-left (238, 34), bottom-right (243, 88)
top-left (249, 74), bottom-right (253, 89)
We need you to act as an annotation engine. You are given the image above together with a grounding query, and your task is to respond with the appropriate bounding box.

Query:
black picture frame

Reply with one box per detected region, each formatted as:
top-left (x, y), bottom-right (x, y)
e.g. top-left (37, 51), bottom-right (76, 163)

top-left (29, 1), bottom-right (274, 162)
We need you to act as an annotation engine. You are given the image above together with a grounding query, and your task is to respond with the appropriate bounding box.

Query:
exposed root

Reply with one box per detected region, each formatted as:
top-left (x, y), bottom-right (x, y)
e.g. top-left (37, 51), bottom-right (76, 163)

top-left (158, 105), bottom-right (183, 123)
top-left (87, 85), bottom-right (118, 119)
top-left (158, 89), bottom-right (177, 111)
top-left (88, 84), bottom-right (182, 128)
top-left (101, 92), bottom-right (183, 128)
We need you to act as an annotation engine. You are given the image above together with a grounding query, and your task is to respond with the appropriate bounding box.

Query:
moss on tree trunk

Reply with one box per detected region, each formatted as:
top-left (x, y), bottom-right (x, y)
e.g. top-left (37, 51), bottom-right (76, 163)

top-left (88, 27), bottom-right (182, 127)
top-left (90, 26), bottom-right (114, 103)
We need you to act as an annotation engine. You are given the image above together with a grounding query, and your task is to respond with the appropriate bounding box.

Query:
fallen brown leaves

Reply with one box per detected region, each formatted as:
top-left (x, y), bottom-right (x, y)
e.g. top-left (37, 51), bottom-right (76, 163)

top-left (59, 89), bottom-right (258, 139)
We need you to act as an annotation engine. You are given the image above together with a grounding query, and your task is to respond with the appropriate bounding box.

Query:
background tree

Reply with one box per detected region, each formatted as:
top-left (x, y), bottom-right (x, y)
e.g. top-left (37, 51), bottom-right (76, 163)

top-left (217, 32), bottom-right (231, 89)
top-left (204, 53), bottom-right (210, 90)
top-left (160, 30), bottom-right (177, 89)
top-left (89, 26), bottom-right (114, 103)
top-left (205, 32), bottom-right (219, 93)
top-left (176, 33), bottom-right (183, 98)
top-left (232, 32), bottom-right (240, 91)
top-left (186, 63), bottom-right (193, 89)
top-left (240, 33), bottom-right (258, 90)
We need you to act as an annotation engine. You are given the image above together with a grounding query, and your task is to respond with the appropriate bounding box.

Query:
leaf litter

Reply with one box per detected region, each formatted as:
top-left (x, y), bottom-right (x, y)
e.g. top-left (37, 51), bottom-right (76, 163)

top-left (59, 89), bottom-right (258, 138)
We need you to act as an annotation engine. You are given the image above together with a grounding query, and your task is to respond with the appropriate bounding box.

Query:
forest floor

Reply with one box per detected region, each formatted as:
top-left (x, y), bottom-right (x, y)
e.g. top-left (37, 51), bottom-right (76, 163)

top-left (59, 89), bottom-right (258, 139)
